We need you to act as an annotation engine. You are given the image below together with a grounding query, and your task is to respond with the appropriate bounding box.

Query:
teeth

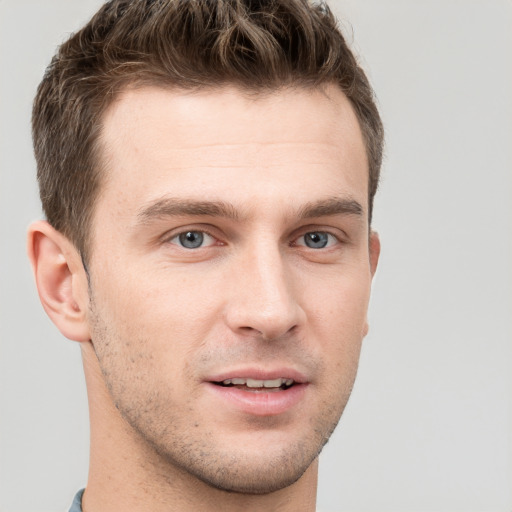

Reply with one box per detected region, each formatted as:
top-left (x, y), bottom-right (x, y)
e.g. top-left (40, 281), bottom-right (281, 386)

top-left (263, 378), bottom-right (284, 388)
top-left (247, 378), bottom-right (264, 388)
top-left (221, 378), bottom-right (294, 388)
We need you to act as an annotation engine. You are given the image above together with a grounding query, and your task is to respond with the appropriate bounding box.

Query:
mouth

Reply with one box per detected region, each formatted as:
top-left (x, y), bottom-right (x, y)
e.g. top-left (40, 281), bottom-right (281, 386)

top-left (205, 371), bottom-right (308, 416)
top-left (213, 377), bottom-right (295, 392)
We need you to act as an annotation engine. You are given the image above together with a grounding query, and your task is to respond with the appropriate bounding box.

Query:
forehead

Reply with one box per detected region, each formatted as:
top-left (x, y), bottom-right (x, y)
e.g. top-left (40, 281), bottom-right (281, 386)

top-left (96, 84), bottom-right (368, 221)
top-left (101, 84), bottom-right (365, 157)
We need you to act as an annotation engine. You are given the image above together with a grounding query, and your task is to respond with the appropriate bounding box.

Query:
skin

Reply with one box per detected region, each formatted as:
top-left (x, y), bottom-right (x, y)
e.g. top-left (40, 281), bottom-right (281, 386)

top-left (28, 84), bottom-right (379, 512)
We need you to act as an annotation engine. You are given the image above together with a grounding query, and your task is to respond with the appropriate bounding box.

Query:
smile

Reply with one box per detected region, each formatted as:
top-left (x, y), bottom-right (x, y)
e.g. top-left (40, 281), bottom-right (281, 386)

top-left (216, 377), bottom-right (295, 391)
top-left (206, 371), bottom-right (308, 416)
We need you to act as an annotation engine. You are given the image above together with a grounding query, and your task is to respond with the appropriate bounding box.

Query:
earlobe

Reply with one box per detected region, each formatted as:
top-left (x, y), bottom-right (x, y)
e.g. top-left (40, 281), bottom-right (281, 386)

top-left (27, 221), bottom-right (91, 342)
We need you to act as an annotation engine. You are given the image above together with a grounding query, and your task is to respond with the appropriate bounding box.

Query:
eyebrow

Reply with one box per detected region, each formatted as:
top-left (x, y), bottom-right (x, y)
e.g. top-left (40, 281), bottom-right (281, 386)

top-left (137, 198), bottom-right (241, 224)
top-left (136, 196), bottom-right (363, 225)
top-left (297, 197), bottom-right (364, 219)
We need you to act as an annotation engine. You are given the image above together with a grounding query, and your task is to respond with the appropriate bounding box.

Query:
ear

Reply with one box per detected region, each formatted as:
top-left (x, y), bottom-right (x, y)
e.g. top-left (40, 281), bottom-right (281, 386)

top-left (362, 230), bottom-right (381, 337)
top-left (27, 221), bottom-right (91, 342)
top-left (369, 230), bottom-right (381, 277)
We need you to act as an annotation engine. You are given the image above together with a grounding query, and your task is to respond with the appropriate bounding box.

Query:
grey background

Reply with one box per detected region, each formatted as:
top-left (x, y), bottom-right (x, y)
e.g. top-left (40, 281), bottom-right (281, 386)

top-left (1, 1), bottom-right (511, 511)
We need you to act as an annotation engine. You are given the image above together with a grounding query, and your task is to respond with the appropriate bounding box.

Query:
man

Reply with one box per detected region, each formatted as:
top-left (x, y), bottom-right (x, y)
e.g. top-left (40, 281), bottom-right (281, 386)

top-left (28, 0), bottom-right (382, 510)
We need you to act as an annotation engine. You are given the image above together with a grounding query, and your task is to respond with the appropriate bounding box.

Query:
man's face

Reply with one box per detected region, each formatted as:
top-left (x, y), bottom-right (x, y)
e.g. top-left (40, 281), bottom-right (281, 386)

top-left (85, 85), bottom-right (378, 493)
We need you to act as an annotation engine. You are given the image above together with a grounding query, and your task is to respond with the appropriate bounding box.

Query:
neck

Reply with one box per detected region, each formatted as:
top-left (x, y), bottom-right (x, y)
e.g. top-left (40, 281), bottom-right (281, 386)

top-left (81, 343), bottom-right (318, 512)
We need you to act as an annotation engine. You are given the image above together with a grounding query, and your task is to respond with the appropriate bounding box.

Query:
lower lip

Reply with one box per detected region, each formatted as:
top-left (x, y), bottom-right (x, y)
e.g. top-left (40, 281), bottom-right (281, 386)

top-left (205, 383), bottom-right (308, 416)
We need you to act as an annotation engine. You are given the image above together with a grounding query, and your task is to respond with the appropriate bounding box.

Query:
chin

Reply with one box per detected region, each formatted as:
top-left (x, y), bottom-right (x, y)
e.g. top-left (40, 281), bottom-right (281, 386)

top-left (204, 471), bottom-right (308, 495)
top-left (182, 445), bottom-right (318, 495)
top-left (147, 427), bottom-right (331, 496)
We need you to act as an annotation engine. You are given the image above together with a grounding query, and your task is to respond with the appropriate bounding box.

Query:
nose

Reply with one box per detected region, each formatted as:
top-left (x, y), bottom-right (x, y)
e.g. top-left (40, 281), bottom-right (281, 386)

top-left (224, 241), bottom-right (305, 341)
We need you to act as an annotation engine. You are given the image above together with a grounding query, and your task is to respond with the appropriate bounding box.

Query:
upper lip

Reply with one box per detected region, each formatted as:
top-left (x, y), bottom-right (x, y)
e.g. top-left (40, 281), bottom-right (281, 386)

top-left (205, 367), bottom-right (308, 384)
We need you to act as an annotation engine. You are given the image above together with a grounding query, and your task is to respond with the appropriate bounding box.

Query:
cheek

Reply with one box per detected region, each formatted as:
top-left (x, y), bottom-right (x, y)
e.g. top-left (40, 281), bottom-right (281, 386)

top-left (88, 268), bottom-right (226, 395)
top-left (95, 262), bottom-right (216, 325)
top-left (305, 271), bottom-right (370, 375)
top-left (306, 268), bottom-right (371, 331)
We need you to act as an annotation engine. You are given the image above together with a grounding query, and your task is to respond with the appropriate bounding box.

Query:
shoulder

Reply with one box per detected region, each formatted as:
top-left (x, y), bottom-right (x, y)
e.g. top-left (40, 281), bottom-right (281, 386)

top-left (68, 489), bottom-right (84, 512)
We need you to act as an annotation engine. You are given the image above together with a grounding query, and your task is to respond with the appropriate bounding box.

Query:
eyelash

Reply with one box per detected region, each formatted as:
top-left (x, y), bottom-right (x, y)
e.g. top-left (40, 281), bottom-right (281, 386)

top-left (292, 231), bottom-right (340, 249)
top-left (167, 229), bottom-right (219, 249)
top-left (166, 229), bottom-right (341, 250)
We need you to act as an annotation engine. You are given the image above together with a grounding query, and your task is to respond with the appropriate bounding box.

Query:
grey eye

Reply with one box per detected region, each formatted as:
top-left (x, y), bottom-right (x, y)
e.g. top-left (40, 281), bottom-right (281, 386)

top-left (303, 232), bottom-right (329, 248)
top-left (178, 231), bottom-right (205, 249)
top-left (168, 230), bottom-right (217, 250)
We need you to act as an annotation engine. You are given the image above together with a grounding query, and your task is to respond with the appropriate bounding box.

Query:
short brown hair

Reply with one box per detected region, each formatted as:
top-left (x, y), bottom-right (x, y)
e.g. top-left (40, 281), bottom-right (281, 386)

top-left (32, 0), bottom-right (384, 261)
